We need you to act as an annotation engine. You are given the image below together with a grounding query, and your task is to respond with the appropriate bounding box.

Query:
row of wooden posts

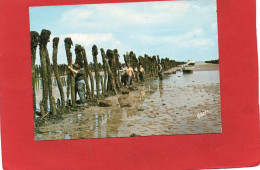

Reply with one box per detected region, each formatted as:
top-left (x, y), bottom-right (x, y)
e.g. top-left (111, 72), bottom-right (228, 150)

top-left (31, 29), bottom-right (177, 116)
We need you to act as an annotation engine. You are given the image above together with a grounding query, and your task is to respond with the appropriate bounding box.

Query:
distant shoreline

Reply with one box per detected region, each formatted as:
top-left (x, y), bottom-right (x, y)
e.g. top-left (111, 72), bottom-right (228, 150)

top-left (164, 63), bottom-right (219, 74)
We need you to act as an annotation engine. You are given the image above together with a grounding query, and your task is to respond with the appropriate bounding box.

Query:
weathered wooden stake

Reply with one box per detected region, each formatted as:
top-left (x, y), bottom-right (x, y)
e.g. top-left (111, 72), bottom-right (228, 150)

top-left (40, 101), bottom-right (45, 116)
top-left (30, 31), bottom-right (39, 114)
top-left (51, 96), bottom-right (57, 115)
top-left (102, 49), bottom-right (117, 94)
top-left (100, 48), bottom-right (108, 95)
top-left (100, 75), bottom-right (105, 96)
top-left (57, 99), bottom-right (61, 110)
top-left (52, 37), bottom-right (65, 112)
top-left (46, 52), bottom-right (55, 113)
top-left (64, 38), bottom-right (76, 107)
top-left (113, 49), bottom-right (121, 87)
top-left (82, 47), bottom-right (95, 99)
top-left (75, 45), bottom-right (91, 100)
top-left (92, 45), bottom-right (101, 98)
top-left (39, 29), bottom-right (51, 113)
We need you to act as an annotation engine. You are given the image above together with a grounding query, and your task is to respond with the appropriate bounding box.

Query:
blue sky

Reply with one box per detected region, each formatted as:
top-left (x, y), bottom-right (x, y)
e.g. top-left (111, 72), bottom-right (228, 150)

top-left (29, 0), bottom-right (218, 64)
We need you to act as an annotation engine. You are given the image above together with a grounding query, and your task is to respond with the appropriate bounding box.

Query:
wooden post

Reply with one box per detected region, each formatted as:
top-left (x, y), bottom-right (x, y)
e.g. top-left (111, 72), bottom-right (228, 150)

top-left (101, 49), bottom-right (117, 94)
top-left (101, 49), bottom-right (107, 95)
top-left (113, 49), bottom-right (121, 87)
top-left (92, 45), bottom-right (101, 98)
top-left (51, 96), bottom-right (57, 115)
top-left (82, 47), bottom-right (95, 99)
top-left (75, 45), bottom-right (91, 100)
top-left (104, 52), bottom-right (117, 95)
top-left (46, 49), bottom-right (56, 113)
top-left (64, 38), bottom-right (76, 107)
top-left (40, 101), bottom-right (45, 117)
top-left (111, 49), bottom-right (121, 90)
top-left (30, 31), bottom-right (39, 114)
top-left (100, 75), bottom-right (105, 96)
top-left (132, 52), bottom-right (139, 82)
top-left (52, 37), bottom-right (65, 111)
top-left (152, 56), bottom-right (157, 77)
top-left (106, 49), bottom-right (119, 91)
top-left (57, 99), bottom-right (61, 110)
top-left (39, 29), bottom-right (51, 113)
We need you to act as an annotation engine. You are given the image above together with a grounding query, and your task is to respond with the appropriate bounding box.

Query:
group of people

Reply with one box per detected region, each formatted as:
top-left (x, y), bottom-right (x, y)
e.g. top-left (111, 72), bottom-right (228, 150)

top-left (119, 64), bottom-right (146, 87)
top-left (120, 63), bottom-right (163, 87)
top-left (67, 61), bottom-right (163, 105)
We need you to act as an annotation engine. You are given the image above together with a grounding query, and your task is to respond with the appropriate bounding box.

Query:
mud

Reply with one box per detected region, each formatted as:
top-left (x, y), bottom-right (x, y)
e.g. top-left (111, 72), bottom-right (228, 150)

top-left (34, 64), bottom-right (221, 140)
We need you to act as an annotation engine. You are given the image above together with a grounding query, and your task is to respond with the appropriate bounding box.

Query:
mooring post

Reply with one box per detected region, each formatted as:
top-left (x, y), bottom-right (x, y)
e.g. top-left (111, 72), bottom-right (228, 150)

top-left (82, 47), bottom-right (95, 99)
top-left (52, 37), bottom-right (65, 112)
top-left (92, 45), bottom-right (101, 98)
top-left (40, 101), bottom-right (45, 117)
top-left (112, 49), bottom-right (121, 90)
top-left (30, 31), bottom-right (39, 114)
top-left (104, 49), bottom-right (117, 94)
top-left (39, 29), bottom-right (51, 113)
top-left (46, 51), bottom-right (56, 113)
top-left (75, 45), bottom-right (91, 100)
top-left (51, 96), bottom-right (57, 115)
top-left (64, 38), bottom-right (76, 107)
top-left (101, 49), bottom-right (108, 95)
top-left (113, 49), bottom-right (121, 87)
top-left (100, 75), bottom-right (105, 96)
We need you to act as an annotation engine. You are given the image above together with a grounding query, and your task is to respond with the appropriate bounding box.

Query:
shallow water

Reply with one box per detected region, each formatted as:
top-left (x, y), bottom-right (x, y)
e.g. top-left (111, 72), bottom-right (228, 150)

top-left (35, 75), bottom-right (105, 110)
top-left (35, 70), bottom-right (222, 140)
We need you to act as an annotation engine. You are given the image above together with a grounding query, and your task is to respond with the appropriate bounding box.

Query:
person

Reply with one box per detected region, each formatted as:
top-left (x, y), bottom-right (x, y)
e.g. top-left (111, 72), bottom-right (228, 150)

top-left (158, 63), bottom-right (163, 80)
top-left (139, 65), bottom-right (145, 81)
top-left (68, 61), bottom-right (86, 104)
top-left (120, 63), bottom-right (128, 86)
top-left (120, 64), bottom-right (135, 86)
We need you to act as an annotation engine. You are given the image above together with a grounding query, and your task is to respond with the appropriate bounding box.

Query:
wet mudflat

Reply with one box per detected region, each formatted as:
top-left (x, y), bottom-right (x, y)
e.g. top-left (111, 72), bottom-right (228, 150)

top-left (35, 64), bottom-right (221, 140)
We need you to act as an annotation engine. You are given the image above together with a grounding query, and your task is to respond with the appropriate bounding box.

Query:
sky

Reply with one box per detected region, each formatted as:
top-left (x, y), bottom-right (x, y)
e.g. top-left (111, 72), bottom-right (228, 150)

top-left (29, 0), bottom-right (219, 64)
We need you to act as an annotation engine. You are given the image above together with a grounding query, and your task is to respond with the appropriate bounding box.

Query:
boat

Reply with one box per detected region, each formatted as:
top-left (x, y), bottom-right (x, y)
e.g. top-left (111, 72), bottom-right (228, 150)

top-left (182, 60), bottom-right (195, 73)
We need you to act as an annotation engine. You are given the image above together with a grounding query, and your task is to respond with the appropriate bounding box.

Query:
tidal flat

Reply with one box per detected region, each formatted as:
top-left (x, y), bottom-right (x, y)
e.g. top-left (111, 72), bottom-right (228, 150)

top-left (34, 64), bottom-right (221, 140)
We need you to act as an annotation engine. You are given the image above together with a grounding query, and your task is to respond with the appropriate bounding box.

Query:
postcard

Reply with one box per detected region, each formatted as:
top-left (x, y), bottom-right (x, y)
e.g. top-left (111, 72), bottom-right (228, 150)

top-left (29, 0), bottom-right (221, 141)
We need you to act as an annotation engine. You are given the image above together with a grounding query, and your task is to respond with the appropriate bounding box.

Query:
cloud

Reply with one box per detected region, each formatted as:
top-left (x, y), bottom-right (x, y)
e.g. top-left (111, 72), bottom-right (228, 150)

top-left (133, 28), bottom-right (214, 48)
top-left (59, 1), bottom-right (191, 29)
top-left (60, 8), bottom-right (93, 23)
top-left (58, 33), bottom-right (122, 47)
top-left (180, 38), bottom-right (215, 47)
top-left (32, 0), bottom-right (219, 63)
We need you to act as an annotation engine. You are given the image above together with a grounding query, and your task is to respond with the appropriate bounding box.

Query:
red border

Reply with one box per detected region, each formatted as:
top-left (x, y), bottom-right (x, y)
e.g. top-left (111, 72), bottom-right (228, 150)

top-left (0, 0), bottom-right (259, 169)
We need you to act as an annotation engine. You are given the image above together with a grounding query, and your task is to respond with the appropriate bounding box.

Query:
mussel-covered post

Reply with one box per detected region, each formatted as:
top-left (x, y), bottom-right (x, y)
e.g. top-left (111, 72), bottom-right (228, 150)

top-left (30, 31), bottom-right (39, 114)
top-left (132, 52), bottom-right (139, 82)
top-left (82, 47), bottom-right (95, 99)
top-left (46, 46), bottom-right (55, 113)
top-left (144, 54), bottom-right (149, 76)
top-left (107, 49), bottom-right (119, 91)
top-left (124, 52), bottom-right (130, 66)
top-left (152, 56), bottom-right (157, 76)
top-left (112, 49), bottom-right (121, 89)
top-left (113, 49), bottom-right (121, 87)
top-left (39, 29), bottom-right (51, 113)
top-left (101, 49), bottom-right (108, 95)
top-left (75, 45), bottom-right (91, 100)
top-left (64, 38), bottom-right (76, 107)
top-left (52, 37), bottom-right (65, 111)
top-left (103, 49), bottom-right (117, 94)
top-left (92, 45), bottom-right (101, 98)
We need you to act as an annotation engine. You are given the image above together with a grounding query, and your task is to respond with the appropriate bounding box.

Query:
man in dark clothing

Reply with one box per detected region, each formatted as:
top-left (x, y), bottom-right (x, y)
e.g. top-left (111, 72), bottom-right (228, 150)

top-left (68, 61), bottom-right (86, 104)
